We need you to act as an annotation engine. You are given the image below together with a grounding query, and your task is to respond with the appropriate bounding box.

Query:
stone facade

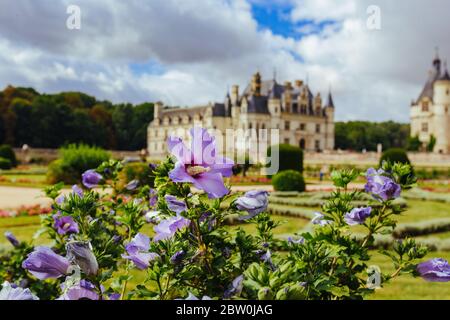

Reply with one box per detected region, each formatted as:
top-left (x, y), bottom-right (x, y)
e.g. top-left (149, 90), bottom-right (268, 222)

top-left (147, 72), bottom-right (335, 160)
top-left (411, 52), bottom-right (450, 154)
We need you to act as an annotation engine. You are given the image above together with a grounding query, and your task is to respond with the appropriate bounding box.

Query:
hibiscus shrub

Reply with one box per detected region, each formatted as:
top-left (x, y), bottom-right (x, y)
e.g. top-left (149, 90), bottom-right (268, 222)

top-left (1, 128), bottom-right (448, 300)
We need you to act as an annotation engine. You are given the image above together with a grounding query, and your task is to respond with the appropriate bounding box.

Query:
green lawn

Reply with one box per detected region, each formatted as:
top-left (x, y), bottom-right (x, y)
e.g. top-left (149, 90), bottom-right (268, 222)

top-left (0, 166), bottom-right (48, 188)
top-left (368, 251), bottom-right (450, 300)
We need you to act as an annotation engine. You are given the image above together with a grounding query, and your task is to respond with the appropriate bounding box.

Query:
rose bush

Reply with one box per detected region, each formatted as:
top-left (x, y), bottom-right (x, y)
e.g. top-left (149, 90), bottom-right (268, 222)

top-left (0, 127), bottom-right (448, 300)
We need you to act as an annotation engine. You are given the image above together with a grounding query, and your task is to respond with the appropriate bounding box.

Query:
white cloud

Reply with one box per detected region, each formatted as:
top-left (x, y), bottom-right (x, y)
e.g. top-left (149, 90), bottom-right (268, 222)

top-left (0, 0), bottom-right (449, 123)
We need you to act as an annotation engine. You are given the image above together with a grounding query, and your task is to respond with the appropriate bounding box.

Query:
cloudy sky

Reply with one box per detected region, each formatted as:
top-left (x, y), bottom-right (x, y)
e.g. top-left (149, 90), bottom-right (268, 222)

top-left (0, 0), bottom-right (449, 122)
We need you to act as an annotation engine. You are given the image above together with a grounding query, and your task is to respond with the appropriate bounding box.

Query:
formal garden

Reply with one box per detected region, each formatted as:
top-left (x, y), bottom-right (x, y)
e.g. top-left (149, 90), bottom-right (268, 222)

top-left (0, 130), bottom-right (450, 300)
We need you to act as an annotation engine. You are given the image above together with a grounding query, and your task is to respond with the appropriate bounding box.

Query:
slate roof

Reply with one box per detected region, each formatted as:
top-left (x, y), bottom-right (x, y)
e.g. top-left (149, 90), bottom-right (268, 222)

top-left (212, 102), bottom-right (231, 117)
top-left (247, 95), bottom-right (270, 114)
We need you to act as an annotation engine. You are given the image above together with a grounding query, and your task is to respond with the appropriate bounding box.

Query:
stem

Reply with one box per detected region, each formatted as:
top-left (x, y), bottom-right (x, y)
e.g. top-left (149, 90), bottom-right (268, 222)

top-left (120, 262), bottom-right (130, 300)
top-left (120, 226), bottom-right (133, 300)
top-left (390, 266), bottom-right (402, 278)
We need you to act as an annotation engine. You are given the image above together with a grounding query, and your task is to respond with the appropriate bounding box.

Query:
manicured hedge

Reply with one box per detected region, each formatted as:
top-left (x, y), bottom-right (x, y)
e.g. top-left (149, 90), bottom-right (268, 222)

top-left (267, 144), bottom-right (303, 173)
top-left (392, 218), bottom-right (450, 238)
top-left (379, 148), bottom-right (410, 166)
top-left (403, 188), bottom-right (450, 203)
top-left (272, 170), bottom-right (305, 192)
top-left (0, 144), bottom-right (17, 167)
top-left (0, 157), bottom-right (12, 170)
top-left (47, 144), bottom-right (110, 184)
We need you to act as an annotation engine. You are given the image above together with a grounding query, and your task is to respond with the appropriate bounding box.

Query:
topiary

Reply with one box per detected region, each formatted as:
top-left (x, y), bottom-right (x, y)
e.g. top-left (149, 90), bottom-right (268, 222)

top-left (267, 144), bottom-right (303, 174)
top-left (0, 144), bottom-right (17, 167)
top-left (379, 148), bottom-right (411, 166)
top-left (272, 170), bottom-right (305, 192)
top-left (0, 157), bottom-right (12, 170)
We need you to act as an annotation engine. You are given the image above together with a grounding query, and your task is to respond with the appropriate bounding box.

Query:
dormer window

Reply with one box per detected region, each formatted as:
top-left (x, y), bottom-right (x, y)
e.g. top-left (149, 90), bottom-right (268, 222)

top-left (422, 101), bottom-right (429, 112)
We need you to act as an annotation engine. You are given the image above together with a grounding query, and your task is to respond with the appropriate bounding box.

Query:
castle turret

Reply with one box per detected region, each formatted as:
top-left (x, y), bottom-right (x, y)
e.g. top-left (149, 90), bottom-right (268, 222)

top-left (433, 61), bottom-right (450, 153)
top-left (324, 89), bottom-right (335, 150)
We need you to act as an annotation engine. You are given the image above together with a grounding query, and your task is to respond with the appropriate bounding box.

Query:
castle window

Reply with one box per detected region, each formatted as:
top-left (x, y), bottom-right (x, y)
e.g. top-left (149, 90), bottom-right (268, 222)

top-left (447, 89), bottom-right (449, 95)
top-left (285, 121), bottom-right (290, 130)
top-left (284, 138), bottom-right (290, 144)
top-left (422, 101), bottom-right (429, 112)
top-left (300, 123), bottom-right (306, 131)
top-left (315, 124), bottom-right (321, 133)
top-left (315, 140), bottom-right (321, 151)
top-left (421, 122), bottom-right (428, 132)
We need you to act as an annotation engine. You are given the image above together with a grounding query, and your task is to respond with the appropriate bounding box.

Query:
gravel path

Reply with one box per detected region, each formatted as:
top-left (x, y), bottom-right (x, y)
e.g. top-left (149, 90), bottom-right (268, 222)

top-left (0, 183), bottom-right (365, 209)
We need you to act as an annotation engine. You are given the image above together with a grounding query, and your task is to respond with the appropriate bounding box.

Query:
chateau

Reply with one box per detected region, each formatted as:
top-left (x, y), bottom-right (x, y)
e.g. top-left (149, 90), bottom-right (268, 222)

top-left (411, 52), bottom-right (450, 153)
top-left (147, 72), bottom-right (335, 160)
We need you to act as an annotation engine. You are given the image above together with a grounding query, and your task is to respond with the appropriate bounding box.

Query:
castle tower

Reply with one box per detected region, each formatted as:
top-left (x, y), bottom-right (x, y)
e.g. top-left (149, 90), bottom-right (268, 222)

top-left (433, 61), bottom-right (450, 153)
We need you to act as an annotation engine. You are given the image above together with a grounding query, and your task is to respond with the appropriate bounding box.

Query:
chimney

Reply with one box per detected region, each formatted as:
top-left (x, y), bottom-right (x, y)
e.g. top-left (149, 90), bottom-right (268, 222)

top-left (252, 72), bottom-right (262, 96)
top-left (154, 101), bottom-right (163, 119)
top-left (231, 85), bottom-right (239, 105)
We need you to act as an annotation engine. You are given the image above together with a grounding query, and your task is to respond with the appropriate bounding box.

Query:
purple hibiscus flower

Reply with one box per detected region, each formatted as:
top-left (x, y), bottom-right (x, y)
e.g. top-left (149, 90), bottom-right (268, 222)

top-left (154, 215), bottom-right (191, 241)
top-left (170, 250), bottom-right (186, 265)
top-left (287, 236), bottom-right (305, 245)
top-left (344, 207), bottom-right (372, 226)
top-left (122, 233), bottom-right (159, 269)
top-left (4, 231), bottom-right (20, 247)
top-left (165, 195), bottom-right (187, 214)
top-left (224, 275), bottom-right (244, 299)
top-left (22, 246), bottom-right (71, 280)
top-left (145, 210), bottom-right (161, 224)
top-left (149, 188), bottom-right (157, 207)
top-left (0, 282), bottom-right (39, 300)
top-left (311, 212), bottom-right (332, 226)
top-left (235, 190), bottom-right (269, 220)
top-left (365, 168), bottom-right (401, 201)
top-left (182, 292), bottom-right (212, 300)
top-left (72, 184), bottom-right (84, 197)
top-left (66, 241), bottom-right (99, 276)
top-left (82, 169), bottom-right (103, 189)
top-left (167, 127), bottom-right (234, 199)
top-left (417, 258), bottom-right (450, 282)
top-left (58, 279), bottom-right (99, 300)
top-left (55, 194), bottom-right (66, 205)
top-left (125, 180), bottom-right (139, 191)
top-left (53, 214), bottom-right (79, 235)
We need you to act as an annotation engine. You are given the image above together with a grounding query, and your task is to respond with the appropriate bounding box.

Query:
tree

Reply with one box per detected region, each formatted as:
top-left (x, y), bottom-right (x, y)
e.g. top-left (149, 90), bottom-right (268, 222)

top-left (407, 135), bottom-right (421, 151)
top-left (427, 134), bottom-right (437, 152)
top-left (335, 121), bottom-right (410, 151)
